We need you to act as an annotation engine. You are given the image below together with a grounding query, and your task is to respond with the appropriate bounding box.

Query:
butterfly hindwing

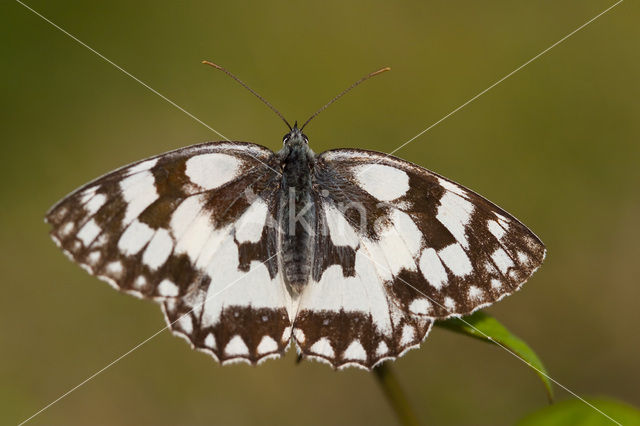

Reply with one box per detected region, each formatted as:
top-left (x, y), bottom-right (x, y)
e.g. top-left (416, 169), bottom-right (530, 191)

top-left (161, 221), bottom-right (294, 364)
top-left (313, 149), bottom-right (546, 321)
top-left (46, 142), bottom-right (293, 364)
top-left (292, 199), bottom-right (433, 369)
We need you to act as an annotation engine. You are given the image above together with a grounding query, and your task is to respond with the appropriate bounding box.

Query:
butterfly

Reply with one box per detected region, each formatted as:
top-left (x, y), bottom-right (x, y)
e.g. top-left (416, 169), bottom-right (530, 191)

top-left (46, 64), bottom-right (545, 370)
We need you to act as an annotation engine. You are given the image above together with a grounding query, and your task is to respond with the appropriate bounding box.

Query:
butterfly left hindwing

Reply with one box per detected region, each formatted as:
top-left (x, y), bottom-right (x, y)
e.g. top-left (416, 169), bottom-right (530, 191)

top-left (292, 199), bottom-right (433, 369)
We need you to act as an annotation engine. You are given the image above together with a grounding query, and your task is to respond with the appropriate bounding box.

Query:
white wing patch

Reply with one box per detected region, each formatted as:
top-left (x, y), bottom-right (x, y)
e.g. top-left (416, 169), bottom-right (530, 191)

top-left (120, 171), bottom-right (159, 225)
top-left (127, 158), bottom-right (158, 175)
top-left (85, 193), bottom-right (107, 215)
top-left (225, 335), bottom-right (250, 356)
top-left (185, 153), bottom-right (242, 190)
top-left (353, 164), bottom-right (409, 201)
top-left (438, 243), bottom-right (472, 277)
top-left (409, 298), bottom-right (431, 315)
top-left (303, 251), bottom-right (392, 334)
top-left (418, 248), bottom-right (448, 290)
top-left (235, 198), bottom-right (269, 243)
top-left (343, 340), bottom-right (367, 361)
top-left (324, 204), bottom-right (359, 248)
top-left (491, 247), bottom-right (515, 274)
top-left (310, 337), bottom-right (335, 358)
top-left (142, 228), bottom-right (174, 270)
top-left (373, 209), bottom-right (422, 276)
top-left (195, 225), bottom-right (233, 269)
top-left (171, 195), bottom-right (216, 264)
top-left (118, 220), bottom-right (154, 256)
top-left (200, 235), bottom-right (292, 327)
top-left (487, 219), bottom-right (506, 240)
top-left (400, 325), bottom-right (415, 346)
top-left (436, 191), bottom-right (474, 249)
top-left (77, 219), bottom-right (101, 246)
top-left (158, 279), bottom-right (179, 297)
top-left (376, 341), bottom-right (389, 356)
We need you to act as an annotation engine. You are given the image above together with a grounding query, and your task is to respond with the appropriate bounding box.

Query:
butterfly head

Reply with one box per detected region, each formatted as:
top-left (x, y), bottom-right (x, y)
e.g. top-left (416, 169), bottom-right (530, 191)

top-left (282, 122), bottom-right (309, 146)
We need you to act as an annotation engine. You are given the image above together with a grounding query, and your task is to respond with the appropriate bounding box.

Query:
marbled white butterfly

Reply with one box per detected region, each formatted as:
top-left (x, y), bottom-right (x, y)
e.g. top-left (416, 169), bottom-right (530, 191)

top-left (46, 64), bottom-right (545, 369)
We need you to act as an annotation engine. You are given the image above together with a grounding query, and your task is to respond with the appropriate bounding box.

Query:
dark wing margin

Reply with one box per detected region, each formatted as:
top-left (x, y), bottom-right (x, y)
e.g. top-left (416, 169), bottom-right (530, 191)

top-left (314, 148), bottom-right (545, 322)
top-left (46, 141), bottom-right (292, 365)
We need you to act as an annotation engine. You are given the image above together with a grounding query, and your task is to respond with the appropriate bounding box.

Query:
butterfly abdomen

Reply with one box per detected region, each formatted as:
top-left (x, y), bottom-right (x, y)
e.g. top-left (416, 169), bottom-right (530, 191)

top-left (279, 141), bottom-right (316, 296)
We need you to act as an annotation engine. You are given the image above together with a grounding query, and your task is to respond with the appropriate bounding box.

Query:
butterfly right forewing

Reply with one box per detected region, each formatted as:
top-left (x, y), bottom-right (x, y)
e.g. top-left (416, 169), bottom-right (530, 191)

top-left (46, 141), bottom-right (294, 364)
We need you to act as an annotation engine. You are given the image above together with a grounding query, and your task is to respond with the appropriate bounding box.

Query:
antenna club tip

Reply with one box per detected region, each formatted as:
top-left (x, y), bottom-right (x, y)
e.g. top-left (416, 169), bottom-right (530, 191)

top-left (371, 67), bottom-right (391, 76)
top-left (201, 60), bottom-right (222, 69)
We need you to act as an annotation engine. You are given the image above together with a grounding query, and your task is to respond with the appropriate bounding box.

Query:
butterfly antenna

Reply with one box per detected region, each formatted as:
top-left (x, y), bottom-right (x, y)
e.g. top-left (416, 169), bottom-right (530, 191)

top-left (202, 60), bottom-right (292, 131)
top-left (300, 67), bottom-right (391, 131)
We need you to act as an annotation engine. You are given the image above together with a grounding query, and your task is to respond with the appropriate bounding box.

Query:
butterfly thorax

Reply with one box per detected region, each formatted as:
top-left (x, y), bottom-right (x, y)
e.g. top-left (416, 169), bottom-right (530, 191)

top-left (278, 128), bottom-right (316, 297)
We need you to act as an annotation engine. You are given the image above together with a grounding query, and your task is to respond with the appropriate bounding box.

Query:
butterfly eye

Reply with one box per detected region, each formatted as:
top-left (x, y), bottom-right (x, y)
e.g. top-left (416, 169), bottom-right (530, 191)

top-left (302, 135), bottom-right (309, 144)
top-left (282, 134), bottom-right (290, 144)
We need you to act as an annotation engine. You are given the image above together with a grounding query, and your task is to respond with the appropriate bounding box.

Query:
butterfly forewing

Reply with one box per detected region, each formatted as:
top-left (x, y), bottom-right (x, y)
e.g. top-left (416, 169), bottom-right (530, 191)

top-left (46, 142), bottom-right (294, 364)
top-left (314, 149), bottom-right (545, 321)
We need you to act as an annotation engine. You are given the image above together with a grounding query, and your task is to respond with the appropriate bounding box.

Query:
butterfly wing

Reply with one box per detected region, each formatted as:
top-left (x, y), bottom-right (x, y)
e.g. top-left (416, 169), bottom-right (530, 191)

top-left (292, 148), bottom-right (545, 369)
top-left (46, 142), bottom-right (293, 364)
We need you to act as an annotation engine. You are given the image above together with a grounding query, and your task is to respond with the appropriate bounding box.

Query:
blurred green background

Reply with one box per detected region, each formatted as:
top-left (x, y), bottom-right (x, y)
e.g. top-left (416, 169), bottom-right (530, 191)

top-left (2, 0), bottom-right (638, 425)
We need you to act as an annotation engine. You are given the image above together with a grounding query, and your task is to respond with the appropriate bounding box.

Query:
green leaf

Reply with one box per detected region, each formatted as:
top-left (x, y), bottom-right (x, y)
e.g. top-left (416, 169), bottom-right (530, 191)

top-left (435, 310), bottom-right (554, 401)
top-left (517, 397), bottom-right (640, 426)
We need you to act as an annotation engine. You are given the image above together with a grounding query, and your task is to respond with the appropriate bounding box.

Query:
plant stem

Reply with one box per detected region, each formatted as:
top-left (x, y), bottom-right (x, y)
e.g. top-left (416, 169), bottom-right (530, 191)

top-left (373, 362), bottom-right (420, 426)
